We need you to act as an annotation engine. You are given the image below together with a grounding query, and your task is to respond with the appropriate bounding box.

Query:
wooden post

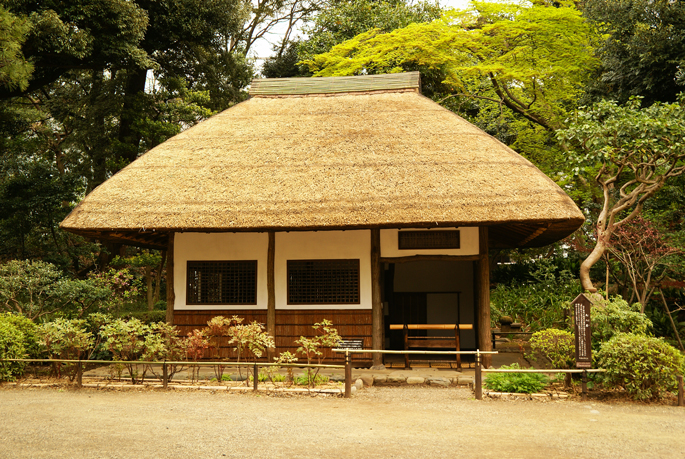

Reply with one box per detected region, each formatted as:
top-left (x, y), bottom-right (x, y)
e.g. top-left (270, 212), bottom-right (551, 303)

top-left (163, 361), bottom-right (168, 389)
top-left (344, 351), bottom-right (352, 398)
top-left (165, 233), bottom-right (175, 325)
top-left (267, 231), bottom-right (276, 361)
top-left (403, 325), bottom-right (410, 369)
top-left (371, 229), bottom-right (383, 367)
top-left (253, 363), bottom-right (259, 391)
top-left (581, 370), bottom-right (588, 401)
top-left (475, 351), bottom-right (482, 400)
top-left (76, 360), bottom-right (83, 388)
top-left (477, 227), bottom-right (492, 368)
top-left (454, 326), bottom-right (461, 370)
top-left (678, 375), bottom-right (684, 407)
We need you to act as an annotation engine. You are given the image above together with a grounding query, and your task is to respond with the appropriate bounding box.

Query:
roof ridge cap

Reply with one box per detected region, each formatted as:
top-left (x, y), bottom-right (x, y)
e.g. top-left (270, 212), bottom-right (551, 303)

top-left (249, 72), bottom-right (420, 96)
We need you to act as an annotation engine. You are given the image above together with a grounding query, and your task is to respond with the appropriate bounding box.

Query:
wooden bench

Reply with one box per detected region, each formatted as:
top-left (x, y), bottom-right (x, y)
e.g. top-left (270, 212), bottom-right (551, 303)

top-left (389, 323), bottom-right (474, 370)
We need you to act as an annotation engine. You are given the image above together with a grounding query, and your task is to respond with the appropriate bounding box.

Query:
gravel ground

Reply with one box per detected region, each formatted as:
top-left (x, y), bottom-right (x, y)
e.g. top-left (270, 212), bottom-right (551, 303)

top-left (1, 385), bottom-right (684, 459)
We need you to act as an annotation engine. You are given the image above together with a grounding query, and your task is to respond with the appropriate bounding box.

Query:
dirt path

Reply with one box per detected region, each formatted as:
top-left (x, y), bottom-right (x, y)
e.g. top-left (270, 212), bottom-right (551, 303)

top-left (1, 385), bottom-right (684, 459)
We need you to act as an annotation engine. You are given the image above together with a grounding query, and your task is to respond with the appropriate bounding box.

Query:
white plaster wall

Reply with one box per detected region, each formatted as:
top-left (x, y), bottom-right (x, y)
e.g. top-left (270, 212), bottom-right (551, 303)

top-left (276, 230), bottom-right (372, 310)
top-left (174, 232), bottom-right (268, 310)
top-left (380, 227), bottom-right (479, 257)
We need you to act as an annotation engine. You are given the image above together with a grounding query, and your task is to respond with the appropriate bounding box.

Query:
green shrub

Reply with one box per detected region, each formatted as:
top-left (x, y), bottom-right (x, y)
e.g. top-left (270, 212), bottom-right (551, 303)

top-left (483, 363), bottom-right (549, 394)
top-left (248, 372), bottom-right (270, 383)
top-left (0, 313), bottom-right (40, 358)
top-left (294, 371), bottom-right (329, 386)
top-left (591, 296), bottom-right (652, 346)
top-left (118, 310), bottom-right (166, 325)
top-left (529, 329), bottom-right (575, 369)
top-left (0, 321), bottom-right (26, 381)
top-left (490, 261), bottom-right (581, 331)
top-left (596, 333), bottom-right (684, 401)
top-left (270, 373), bottom-right (286, 383)
top-left (0, 260), bottom-right (117, 320)
top-left (101, 318), bottom-right (151, 384)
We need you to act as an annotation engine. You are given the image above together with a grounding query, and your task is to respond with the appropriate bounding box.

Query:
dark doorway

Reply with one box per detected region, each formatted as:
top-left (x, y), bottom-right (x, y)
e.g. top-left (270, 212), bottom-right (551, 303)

top-left (387, 292), bottom-right (427, 350)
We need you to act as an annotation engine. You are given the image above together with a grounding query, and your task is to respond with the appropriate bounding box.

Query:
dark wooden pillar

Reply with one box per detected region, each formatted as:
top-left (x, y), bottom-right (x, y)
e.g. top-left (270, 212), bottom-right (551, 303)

top-left (371, 229), bottom-right (383, 367)
top-left (267, 231), bottom-right (276, 360)
top-left (477, 226), bottom-right (492, 368)
top-left (165, 232), bottom-right (175, 325)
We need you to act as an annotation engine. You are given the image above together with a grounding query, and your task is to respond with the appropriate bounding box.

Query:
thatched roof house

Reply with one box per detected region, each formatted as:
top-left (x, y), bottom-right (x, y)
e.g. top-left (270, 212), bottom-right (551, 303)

top-left (61, 72), bottom-right (583, 249)
top-left (61, 72), bottom-right (583, 367)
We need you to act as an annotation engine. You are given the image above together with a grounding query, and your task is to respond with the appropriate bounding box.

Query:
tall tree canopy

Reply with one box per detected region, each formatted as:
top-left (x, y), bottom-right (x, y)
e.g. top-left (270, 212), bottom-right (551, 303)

top-left (558, 95), bottom-right (685, 292)
top-left (0, 5), bottom-right (33, 91)
top-left (582, 0), bottom-right (685, 105)
top-left (303, 0), bottom-right (599, 131)
top-left (0, 0), bottom-right (304, 272)
top-left (0, 0), bottom-right (152, 99)
top-left (262, 0), bottom-right (441, 78)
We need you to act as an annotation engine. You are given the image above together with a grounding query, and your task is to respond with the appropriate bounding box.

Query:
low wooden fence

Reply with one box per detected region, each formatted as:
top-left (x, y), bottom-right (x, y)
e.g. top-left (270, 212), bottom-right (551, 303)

top-left (2, 358), bottom-right (344, 392)
top-left (7, 355), bottom-right (682, 404)
top-left (332, 349), bottom-right (499, 398)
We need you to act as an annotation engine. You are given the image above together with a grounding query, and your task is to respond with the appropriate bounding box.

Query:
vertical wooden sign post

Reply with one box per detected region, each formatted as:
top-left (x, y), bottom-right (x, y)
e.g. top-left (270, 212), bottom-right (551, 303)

top-left (572, 293), bottom-right (592, 400)
top-left (573, 293), bottom-right (593, 368)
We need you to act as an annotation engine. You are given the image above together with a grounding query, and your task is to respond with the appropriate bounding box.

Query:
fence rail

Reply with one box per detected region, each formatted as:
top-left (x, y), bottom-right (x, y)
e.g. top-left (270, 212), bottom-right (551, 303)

top-left (3, 358), bottom-right (342, 368)
top-left (1, 358), bottom-right (343, 392)
top-left (482, 368), bottom-right (606, 374)
top-left (11, 355), bottom-right (678, 406)
top-left (332, 348), bottom-right (498, 398)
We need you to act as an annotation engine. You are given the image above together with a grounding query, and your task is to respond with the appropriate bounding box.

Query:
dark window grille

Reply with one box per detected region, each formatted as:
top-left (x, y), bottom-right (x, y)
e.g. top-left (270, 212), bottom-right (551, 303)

top-left (186, 261), bottom-right (257, 305)
top-left (287, 259), bottom-right (360, 305)
top-left (398, 230), bottom-right (460, 250)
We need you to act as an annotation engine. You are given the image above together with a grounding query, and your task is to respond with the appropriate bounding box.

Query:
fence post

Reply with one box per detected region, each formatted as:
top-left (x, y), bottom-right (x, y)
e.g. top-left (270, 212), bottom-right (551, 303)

top-left (76, 359), bottom-right (83, 388)
top-left (163, 361), bottom-right (168, 389)
top-left (678, 375), bottom-right (684, 407)
top-left (344, 351), bottom-right (351, 398)
top-left (475, 350), bottom-right (482, 400)
top-left (581, 370), bottom-right (588, 401)
top-left (253, 363), bottom-right (258, 391)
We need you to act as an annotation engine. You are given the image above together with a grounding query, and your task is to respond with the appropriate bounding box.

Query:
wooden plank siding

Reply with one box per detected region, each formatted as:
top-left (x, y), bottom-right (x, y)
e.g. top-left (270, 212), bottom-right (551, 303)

top-left (174, 309), bottom-right (372, 363)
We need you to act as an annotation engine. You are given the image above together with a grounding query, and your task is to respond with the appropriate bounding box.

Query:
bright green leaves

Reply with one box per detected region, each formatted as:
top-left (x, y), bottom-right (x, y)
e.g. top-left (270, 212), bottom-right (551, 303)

top-left (298, 0), bottom-right (442, 62)
top-left (0, 6), bottom-right (33, 91)
top-left (303, 0), bottom-right (599, 131)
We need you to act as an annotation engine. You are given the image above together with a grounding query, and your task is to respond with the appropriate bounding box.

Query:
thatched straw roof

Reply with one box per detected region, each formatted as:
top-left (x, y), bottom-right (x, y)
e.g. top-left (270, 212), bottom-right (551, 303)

top-left (61, 72), bottom-right (584, 249)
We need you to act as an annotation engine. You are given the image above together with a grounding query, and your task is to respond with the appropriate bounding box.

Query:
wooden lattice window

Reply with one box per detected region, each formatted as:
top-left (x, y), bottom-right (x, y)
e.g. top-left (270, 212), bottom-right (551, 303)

top-left (186, 261), bottom-right (257, 305)
top-left (398, 230), bottom-right (460, 250)
top-left (287, 259), bottom-right (360, 305)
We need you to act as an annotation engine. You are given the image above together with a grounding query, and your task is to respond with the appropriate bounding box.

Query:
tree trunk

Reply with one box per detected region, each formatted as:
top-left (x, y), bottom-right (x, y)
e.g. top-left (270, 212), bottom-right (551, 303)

top-left (153, 250), bottom-right (165, 305)
top-left (580, 234), bottom-right (607, 293)
top-left (117, 68), bottom-right (148, 167)
top-left (662, 293), bottom-right (685, 352)
top-left (146, 265), bottom-right (153, 310)
top-left (89, 70), bottom-right (108, 191)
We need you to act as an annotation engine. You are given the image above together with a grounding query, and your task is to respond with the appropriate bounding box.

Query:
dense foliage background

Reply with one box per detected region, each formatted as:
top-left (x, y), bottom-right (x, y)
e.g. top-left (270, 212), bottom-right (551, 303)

top-left (1, 0), bottom-right (683, 351)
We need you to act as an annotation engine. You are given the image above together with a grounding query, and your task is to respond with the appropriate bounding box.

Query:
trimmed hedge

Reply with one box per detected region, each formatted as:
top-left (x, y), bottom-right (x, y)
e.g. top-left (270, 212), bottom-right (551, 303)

top-left (597, 333), bottom-right (684, 401)
top-left (530, 328), bottom-right (575, 369)
top-left (0, 313), bottom-right (41, 358)
top-left (0, 320), bottom-right (26, 381)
